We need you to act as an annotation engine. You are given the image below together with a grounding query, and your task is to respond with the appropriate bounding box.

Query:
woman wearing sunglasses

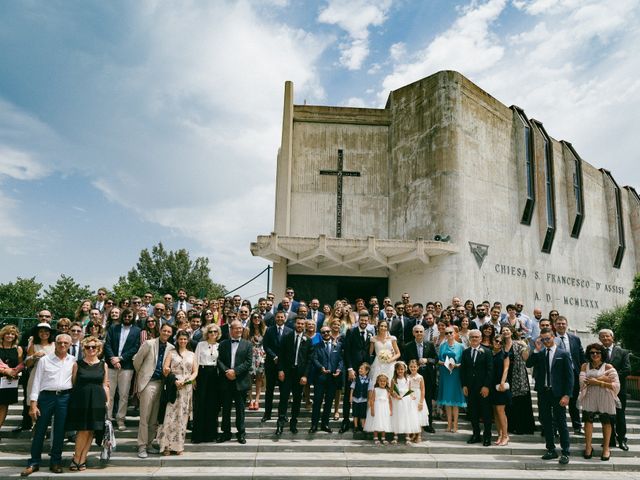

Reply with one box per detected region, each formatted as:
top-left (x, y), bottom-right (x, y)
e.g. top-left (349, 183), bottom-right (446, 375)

top-left (67, 336), bottom-right (109, 471)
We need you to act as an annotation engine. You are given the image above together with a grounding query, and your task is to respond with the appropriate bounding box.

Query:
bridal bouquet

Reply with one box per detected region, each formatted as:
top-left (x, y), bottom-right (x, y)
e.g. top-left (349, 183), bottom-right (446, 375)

top-left (377, 350), bottom-right (393, 364)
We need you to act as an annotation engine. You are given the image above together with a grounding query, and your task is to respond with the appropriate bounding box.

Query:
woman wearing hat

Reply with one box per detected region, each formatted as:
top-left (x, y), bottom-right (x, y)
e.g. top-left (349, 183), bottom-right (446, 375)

top-left (25, 323), bottom-right (55, 401)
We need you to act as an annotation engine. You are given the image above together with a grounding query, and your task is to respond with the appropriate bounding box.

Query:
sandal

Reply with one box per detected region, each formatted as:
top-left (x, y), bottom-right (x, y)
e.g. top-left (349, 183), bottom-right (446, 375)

top-left (69, 459), bottom-right (81, 471)
top-left (78, 463), bottom-right (87, 471)
top-left (162, 449), bottom-right (171, 456)
top-left (374, 439), bottom-right (380, 445)
top-left (391, 436), bottom-right (398, 445)
top-left (381, 439), bottom-right (388, 445)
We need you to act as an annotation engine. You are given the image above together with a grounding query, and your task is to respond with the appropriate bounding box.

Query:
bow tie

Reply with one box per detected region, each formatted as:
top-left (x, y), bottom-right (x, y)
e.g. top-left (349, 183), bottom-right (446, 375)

top-left (231, 339), bottom-right (240, 344)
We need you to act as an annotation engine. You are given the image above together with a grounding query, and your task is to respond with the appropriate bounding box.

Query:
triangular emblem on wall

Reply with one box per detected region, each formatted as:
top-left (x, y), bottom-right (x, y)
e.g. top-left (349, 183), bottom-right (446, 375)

top-left (469, 242), bottom-right (489, 268)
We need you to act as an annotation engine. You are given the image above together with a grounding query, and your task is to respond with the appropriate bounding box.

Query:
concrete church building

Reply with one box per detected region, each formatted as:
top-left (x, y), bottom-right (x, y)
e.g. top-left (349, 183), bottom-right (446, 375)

top-left (251, 71), bottom-right (639, 332)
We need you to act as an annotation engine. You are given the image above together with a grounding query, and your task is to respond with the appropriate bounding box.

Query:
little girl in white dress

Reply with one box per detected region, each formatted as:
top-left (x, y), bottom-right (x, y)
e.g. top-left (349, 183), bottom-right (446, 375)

top-left (408, 359), bottom-right (429, 443)
top-left (365, 374), bottom-right (392, 444)
top-left (390, 361), bottom-right (420, 444)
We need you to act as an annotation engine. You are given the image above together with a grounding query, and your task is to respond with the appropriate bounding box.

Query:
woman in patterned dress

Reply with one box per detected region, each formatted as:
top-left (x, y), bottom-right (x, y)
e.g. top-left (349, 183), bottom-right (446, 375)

top-left (245, 313), bottom-right (266, 410)
top-left (158, 331), bottom-right (198, 455)
top-left (502, 325), bottom-right (535, 434)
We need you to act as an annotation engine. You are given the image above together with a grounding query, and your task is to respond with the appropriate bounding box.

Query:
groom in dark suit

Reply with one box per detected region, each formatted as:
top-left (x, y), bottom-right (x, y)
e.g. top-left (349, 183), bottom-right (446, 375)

top-left (461, 329), bottom-right (493, 445)
top-left (217, 320), bottom-right (252, 444)
top-left (527, 327), bottom-right (574, 465)
top-left (309, 327), bottom-right (343, 433)
top-left (403, 324), bottom-right (437, 432)
top-left (554, 316), bottom-right (585, 434)
top-left (339, 312), bottom-right (372, 433)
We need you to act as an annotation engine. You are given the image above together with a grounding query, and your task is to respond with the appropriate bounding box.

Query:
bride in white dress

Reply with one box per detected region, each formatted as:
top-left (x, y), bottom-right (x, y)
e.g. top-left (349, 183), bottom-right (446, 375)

top-left (368, 321), bottom-right (401, 389)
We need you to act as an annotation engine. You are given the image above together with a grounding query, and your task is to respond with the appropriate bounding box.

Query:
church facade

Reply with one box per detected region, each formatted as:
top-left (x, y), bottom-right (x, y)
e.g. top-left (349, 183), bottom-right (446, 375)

top-left (251, 71), bottom-right (639, 332)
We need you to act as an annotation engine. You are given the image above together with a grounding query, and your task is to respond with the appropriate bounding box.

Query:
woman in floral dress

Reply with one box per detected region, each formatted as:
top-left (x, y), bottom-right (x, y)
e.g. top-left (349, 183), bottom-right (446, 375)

top-left (245, 313), bottom-right (266, 410)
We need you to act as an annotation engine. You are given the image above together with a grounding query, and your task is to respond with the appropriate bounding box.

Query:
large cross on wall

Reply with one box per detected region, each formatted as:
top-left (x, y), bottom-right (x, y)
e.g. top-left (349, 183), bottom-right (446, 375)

top-left (319, 149), bottom-right (361, 238)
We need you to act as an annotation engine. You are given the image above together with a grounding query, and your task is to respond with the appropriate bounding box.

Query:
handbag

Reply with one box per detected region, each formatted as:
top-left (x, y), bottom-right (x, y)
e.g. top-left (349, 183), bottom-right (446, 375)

top-left (100, 417), bottom-right (117, 464)
top-left (495, 382), bottom-right (510, 391)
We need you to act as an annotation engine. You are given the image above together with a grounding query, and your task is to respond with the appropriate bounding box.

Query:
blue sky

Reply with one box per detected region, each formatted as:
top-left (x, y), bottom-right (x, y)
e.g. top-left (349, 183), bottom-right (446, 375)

top-left (1, 0), bottom-right (639, 301)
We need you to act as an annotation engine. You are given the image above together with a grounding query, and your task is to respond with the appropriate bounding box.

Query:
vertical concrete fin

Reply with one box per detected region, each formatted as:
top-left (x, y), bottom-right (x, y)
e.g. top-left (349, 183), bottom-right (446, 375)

top-left (275, 81), bottom-right (294, 235)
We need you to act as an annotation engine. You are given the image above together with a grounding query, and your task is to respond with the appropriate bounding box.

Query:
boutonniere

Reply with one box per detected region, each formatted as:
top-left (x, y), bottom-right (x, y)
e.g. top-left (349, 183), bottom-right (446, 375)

top-left (301, 336), bottom-right (307, 342)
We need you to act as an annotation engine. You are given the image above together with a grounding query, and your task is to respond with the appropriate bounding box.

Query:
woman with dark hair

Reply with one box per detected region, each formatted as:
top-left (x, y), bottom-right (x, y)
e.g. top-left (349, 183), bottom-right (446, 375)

top-left (158, 330), bottom-right (198, 455)
top-left (491, 335), bottom-right (511, 446)
top-left (105, 307), bottom-right (121, 330)
top-left (85, 321), bottom-right (104, 341)
top-left (118, 298), bottom-right (131, 309)
top-left (480, 323), bottom-right (495, 349)
top-left (25, 323), bottom-right (55, 401)
top-left (244, 313), bottom-right (266, 411)
top-left (241, 299), bottom-right (252, 310)
top-left (579, 342), bottom-right (620, 461)
top-left (464, 299), bottom-right (476, 321)
top-left (74, 300), bottom-right (92, 328)
top-left (141, 317), bottom-right (160, 343)
top-left (192, 324), bottom-right (221, 443)
top-left (502, 325), bottom-right (535, 435)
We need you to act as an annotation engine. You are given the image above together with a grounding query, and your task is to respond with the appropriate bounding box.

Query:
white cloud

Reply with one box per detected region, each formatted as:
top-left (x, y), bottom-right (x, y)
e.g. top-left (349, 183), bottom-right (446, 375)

top-left (343, 97), bottom-right (368, 107)
top-left (389, 41), bottom-right (406, 62)
top-left (0, 146), bottom-right (49, 180)
top-left (379, 0), bottom-right (507, 101)
top-left (0, 190), bottom-right (23, 238)
top-left (319, 0), bottom-right (393, 70)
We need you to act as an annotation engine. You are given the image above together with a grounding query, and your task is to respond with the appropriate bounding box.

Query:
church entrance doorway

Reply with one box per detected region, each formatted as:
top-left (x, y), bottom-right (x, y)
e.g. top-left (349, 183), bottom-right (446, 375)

top-left (287, 274), bottom-right (388, 307)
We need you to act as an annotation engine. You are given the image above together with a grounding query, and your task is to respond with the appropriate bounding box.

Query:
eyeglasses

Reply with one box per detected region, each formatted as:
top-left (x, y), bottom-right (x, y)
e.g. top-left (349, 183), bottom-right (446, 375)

top-left (105, 301), bottom-right (114, 305)
top-left (445, 331), bottom-right (454, 335)
top-left (132, 301), bottom-right (141, 304)
top-left (494, 341), bottom-right (502, 345)
top-left (541, 337), bottom-right (554, 342)
top-left (208, 331), bottom-right (219, 335)
top-left (84, 345), bottom-right (98, 350)
top-left (589, 351), bottom-right (601, 356)
top-left (321, 330), bottom-right (331, 334)
top-left (205, 312), bottom-right (214, 316)
top-left (147, 320), bottom-right (157, 323)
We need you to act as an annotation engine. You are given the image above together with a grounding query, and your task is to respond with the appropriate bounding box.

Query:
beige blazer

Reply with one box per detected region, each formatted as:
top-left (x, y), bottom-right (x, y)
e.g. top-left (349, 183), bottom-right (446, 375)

top-left (133, 337), bottom-right (174, 392)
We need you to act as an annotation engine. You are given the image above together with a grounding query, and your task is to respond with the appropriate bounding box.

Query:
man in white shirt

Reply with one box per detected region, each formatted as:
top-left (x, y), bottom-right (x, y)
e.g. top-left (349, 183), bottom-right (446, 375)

top-left (22, 334), bottom-right (75, 476)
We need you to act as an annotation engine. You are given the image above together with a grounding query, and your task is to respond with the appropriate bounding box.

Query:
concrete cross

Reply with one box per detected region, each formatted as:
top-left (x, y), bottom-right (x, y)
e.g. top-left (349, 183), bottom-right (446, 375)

top-left (320, 149), bottom-right (361, 238)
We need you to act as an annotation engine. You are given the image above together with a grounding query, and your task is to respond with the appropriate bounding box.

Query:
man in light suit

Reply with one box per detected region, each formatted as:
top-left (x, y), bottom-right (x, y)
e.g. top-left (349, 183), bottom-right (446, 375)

top-left (600, 328), bottom-right (631, 451)
top-left (133, 324), bottom-right (174, 458)
top-left (104, 308), bottom-right (141, 430)
top-left (527, 327), bottom-right (574, 465)
top-left (461, 330), bottom-right (493, 446)
top-left (554, 316), bottom-right (585, 434)
top-left (309, 326), bottom-right (343, 433)
top-left (217, 320), bottom-right (252, 444)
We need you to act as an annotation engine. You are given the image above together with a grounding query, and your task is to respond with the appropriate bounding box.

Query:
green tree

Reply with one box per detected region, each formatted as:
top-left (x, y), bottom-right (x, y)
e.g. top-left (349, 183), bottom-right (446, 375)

top-left (113, 243), bottom-right (225, 300)
top-left (0, 277), bottom-right (43, 317)
top-left (619, 274), bottom-right (640, 374)
top-left (590, 305), bottom-right (627, 338)
top-left (42, 274), bottom-right (93, 320)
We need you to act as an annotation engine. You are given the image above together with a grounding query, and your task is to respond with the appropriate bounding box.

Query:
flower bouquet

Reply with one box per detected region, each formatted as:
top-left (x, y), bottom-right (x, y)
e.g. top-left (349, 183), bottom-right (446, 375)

top-left (393, 384), bottom-right (414, 398)
top-left (377, 350), bottom-right (393, 364)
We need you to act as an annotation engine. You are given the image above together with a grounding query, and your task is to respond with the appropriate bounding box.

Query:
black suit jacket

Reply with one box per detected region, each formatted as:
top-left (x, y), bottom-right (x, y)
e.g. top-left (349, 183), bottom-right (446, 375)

top-left (403, 340), bottom-right (437, 387)
top-left (263, 325), bottom-right (292, 361)
top-left (278, 331), bottom-right (312, 378)
top-left (217, 338), bottom-right (252, 391)
top-left (608, 345), bottom-right (631, 395)
top-left (389, 315), bottom-right (412, 348)
top-left (556, 332), bottom-right (585, 375)
top-left (104, 324), bottom-right (141, 370)
top-left (460, 346), bottom-right (493, 391)
top-left (343, 327), bottom-right (372, 372)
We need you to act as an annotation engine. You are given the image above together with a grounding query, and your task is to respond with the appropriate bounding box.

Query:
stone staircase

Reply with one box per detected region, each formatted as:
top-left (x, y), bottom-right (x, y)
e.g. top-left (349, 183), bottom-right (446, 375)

top-left (1, 388), bottom-right (639, 479)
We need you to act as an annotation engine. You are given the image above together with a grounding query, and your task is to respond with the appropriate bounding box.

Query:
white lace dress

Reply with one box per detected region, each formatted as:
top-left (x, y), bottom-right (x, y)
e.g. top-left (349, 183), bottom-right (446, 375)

top-left (368, 336), bottom-right (397, 390)
top-left (391, 377), bottom-right (420, 434)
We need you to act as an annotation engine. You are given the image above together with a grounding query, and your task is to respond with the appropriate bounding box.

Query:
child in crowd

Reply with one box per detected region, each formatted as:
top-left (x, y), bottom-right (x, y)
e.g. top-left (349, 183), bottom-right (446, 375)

top-left (365, 374), bottom-right (392, 445)
top-left (350, 362), bottom-right (370, 433)
top-left (407, 359), bottom-right (429, 443)
top-left (390, 361), bottom-right (420, 444)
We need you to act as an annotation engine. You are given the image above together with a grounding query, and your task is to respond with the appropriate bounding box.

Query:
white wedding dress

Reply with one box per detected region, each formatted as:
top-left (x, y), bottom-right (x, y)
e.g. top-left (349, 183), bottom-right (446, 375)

top-left (368, 336), bottom-right (397, 389)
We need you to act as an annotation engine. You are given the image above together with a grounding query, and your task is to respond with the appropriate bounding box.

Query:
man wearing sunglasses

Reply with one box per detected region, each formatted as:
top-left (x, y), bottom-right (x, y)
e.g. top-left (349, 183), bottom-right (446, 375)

top-left (527, 327), bottom-right (574, 465)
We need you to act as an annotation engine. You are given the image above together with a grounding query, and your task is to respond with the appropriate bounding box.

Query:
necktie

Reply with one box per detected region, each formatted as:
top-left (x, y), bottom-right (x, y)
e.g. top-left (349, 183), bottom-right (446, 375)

top-left (326, 341), bottom-right (331, 354)
top-left (278, 326), bottom-right (283, 338)
top-left (361, 330), bottom-right (365, 342)
top-left (294, 335), bottom-right (301, 366)
top-left (472, 348), bottom-right (477, 363)
top-left (71, 344), bottom-right (77, 357)
top-left (417, 342), bottom-right (423, 358)
top-left (428, 328), bottom-right (433, 342)
top-left (560, 336), bottom-right (566, 348)
top-left (545, 348), bottom-right (551, 387)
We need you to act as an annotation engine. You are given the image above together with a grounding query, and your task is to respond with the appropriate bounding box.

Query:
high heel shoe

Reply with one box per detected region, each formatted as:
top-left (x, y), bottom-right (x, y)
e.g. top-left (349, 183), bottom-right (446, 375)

top-left (583, 448), bottom-right (593, 459)
top-left (600, 452), bottom-right (610, 461)
top-left (498, 436), bottom-right (509, 446)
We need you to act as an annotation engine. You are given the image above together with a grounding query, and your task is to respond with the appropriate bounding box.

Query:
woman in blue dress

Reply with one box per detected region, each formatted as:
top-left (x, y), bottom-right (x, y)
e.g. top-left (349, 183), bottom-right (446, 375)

top-left (437, 326), bottom-right (466, 432)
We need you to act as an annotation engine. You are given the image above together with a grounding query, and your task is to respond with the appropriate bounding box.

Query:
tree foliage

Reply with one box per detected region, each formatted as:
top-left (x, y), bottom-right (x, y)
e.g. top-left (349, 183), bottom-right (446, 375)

top-left (590, 305), bottom-right (627, 339)
top-left (619, 274), bottom-right (640, 374)
top-left (42, 274), bottom-right (93, 320)
top-left (112, 242), bottom-right (225, 300)
top-left (0, 277), bottom-right (43, 317)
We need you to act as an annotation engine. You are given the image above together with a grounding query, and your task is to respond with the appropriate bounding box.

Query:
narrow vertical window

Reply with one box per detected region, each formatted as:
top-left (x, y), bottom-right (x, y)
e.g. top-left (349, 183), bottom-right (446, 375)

top-left (512, 107), bottom-right (535, 225)
top-left (563, 142), bottom-right (585, 238)
top-left (602, 169), bottom-right (625, 268)
top-left (533, 121), bottom-right (556, 253)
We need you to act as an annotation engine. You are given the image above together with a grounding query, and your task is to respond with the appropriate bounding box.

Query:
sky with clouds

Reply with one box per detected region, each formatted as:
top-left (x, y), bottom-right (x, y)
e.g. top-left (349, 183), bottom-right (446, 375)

top-left (1, 0), bottom-right (638, 301)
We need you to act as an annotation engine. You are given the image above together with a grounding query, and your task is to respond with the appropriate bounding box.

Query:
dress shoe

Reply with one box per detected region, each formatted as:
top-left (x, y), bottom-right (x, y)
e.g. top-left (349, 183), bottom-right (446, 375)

top-left (619, 441), bottom-right (629, 451)
top-left (117, 420), bottom-right (126, 431)
top-left (467, 435), bottom-right (481, 444)
top-left (424, 426), bottom-right (435, 433)
top-left (320, 425), bottom-right (332, 433)
top-left (275, 424), bottom-right (283, 435)
top-left (338, 420), bottom-right (350, 434)
top-left (260, 415), bottom-right (271, 423)
top-left (216, 433), bottom-right (232, 443)
top-left (147, 444), bottom-right (160, 454)
top-left (13, 426), bottom-right (27, 434)
top-left (20, 465), bottom-right (39, 477)
top-left (237, 434), bottom-right (247, 444)
top-left (308, 425), bottom-right (318, 433)
top-left (541, 450), bottom-right (558, 460)
top-left (482, 438), bottom-right (491, 447)
top-left (573, 426), bottom-right (582, 435)
top-left (559, 454), bottom-right (569, 465)
top-left (49, 464), bottom-right (63, 474)
top-left (137, 448), bottom-right (148, 459)
top-left (187, 420), bottom-right (193, 431)
top-left (583, 447), bottom-right (593, 459)
top-left (290, 424), bottom-right (298, 434)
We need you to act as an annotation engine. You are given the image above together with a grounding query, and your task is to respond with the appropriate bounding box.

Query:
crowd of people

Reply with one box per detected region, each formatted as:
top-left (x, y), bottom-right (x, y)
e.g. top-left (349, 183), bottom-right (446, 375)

top-left (0, 288), bottom-right (631, 475)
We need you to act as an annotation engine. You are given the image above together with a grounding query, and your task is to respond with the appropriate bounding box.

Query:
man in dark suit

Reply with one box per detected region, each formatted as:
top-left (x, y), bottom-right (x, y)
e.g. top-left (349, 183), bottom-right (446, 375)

top-left (600, 329), bottom-right (631, 451)
top-left (276, 317), bottom-right (312, 434)
top-left (104, 308), bottom-right (141, 430)
top-left (217, 320), bottom-right (252, 444)
top-left (403, 323), bottom-right (438, 432)
top-left (173, 288), bottom-right (192, 313)
top-left (277, 287), bottom-right (299, 314)
top-left (307, 298), bottom-right (325, 330)
top-left (554, 316), bottom-right (585, 434)
top-left (309, 326), bottom-right (343, 433)
top-left (339, 312), bottom-right (372, 433)
top-left (389, 306), bottom-right (412, 354)
top-left (461, 329), bottom-right (493, 445)
top-left (261, 310), bottom-right (292, 422)
top-left (527, 327), bottom-right (574, 465)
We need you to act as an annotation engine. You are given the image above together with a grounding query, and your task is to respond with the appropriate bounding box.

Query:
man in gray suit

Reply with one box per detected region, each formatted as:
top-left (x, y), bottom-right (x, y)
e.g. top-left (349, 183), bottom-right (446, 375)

top-left (133, 324), bottom-right (174, 458)
top-left (600, 329), bottom-right (631, 451)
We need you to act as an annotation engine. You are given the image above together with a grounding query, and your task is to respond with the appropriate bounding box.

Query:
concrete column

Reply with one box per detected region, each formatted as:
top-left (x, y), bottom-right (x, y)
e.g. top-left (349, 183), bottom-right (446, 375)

top-left (274, 81), bottom-right (294, 235)
top-left (271, 261), bottom-right (288, 299)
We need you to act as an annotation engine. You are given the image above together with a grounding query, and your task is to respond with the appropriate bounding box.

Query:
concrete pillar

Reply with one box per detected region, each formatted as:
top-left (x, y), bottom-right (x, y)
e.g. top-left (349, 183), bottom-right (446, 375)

top-left (271, 261), bottom-right (288, 299)
top-left (274, 81), bottom-right (294, 235)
